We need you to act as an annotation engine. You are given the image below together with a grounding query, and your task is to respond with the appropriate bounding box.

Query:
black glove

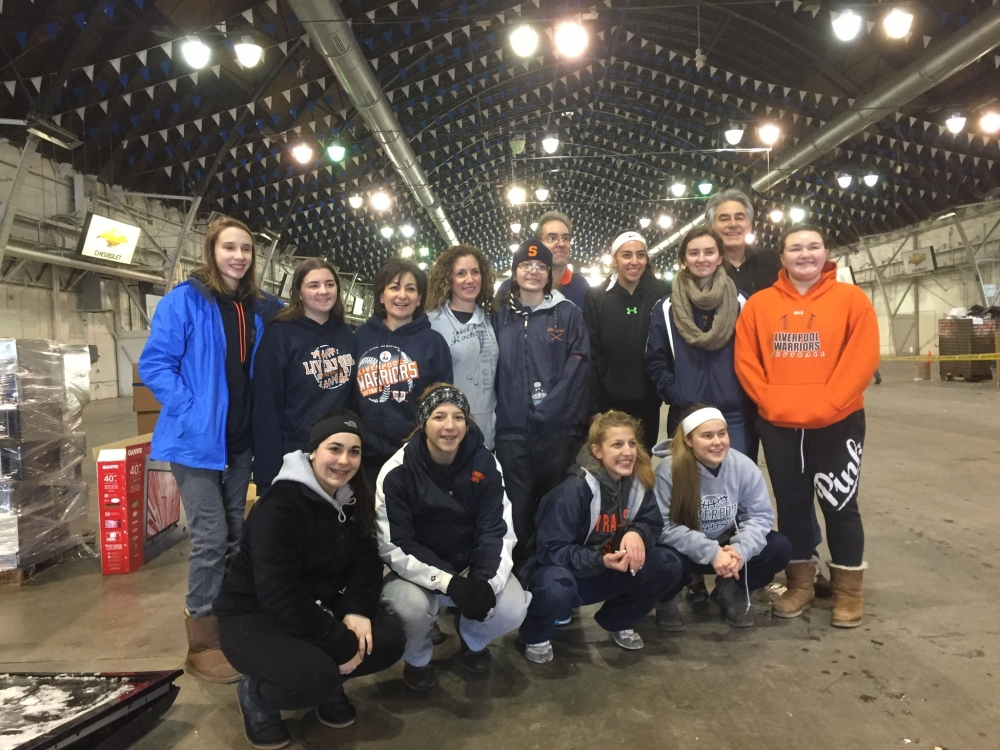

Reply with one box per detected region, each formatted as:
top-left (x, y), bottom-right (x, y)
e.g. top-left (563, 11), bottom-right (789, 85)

top-left (446, 575), bottom-right (496, 622)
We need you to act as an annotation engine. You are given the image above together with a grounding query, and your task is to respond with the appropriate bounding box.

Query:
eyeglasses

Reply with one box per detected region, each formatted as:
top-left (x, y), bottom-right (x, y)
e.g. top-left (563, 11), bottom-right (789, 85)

top-left (518, 262), bottom-right (549, 274)
top-left (542, 233), bottom-right (572, 245)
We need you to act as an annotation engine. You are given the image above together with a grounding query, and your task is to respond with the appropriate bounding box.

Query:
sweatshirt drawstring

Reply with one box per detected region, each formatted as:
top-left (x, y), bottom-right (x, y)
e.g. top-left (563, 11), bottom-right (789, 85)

top-left (732, 517), bottom-right (751, 613)
top-left (799, 429), bottom-right (805, 474)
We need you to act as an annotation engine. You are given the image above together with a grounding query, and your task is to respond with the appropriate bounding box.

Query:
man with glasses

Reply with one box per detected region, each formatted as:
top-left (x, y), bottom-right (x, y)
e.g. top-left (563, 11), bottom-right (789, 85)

top-left (499, 211), bottom-right (591, 309)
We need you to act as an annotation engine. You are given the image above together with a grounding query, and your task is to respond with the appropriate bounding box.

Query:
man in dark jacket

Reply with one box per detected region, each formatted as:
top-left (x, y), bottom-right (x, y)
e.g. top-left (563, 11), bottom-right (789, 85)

top-left (707, 189), bottom-right (781, 297)
top-left (584, 231), bottom-right (670, 449)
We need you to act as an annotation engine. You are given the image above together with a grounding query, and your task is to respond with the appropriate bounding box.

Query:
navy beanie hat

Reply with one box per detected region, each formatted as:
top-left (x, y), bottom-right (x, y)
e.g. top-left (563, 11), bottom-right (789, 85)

top-left (510, 238), bottom-right (553, 271)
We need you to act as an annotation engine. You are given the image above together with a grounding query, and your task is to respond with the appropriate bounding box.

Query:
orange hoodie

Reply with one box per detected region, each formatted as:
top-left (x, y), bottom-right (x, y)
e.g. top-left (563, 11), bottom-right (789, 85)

top-left (734, 262), bottom-right (880, 429)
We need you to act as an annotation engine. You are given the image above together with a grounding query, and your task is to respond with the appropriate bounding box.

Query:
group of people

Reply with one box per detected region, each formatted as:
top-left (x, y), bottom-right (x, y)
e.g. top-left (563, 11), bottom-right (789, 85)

top-left (138, 191), bottom-right (880, 749)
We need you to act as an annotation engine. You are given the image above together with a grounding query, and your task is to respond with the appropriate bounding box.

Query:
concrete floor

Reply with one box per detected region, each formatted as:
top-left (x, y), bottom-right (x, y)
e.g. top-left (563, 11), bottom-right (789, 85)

top-left (2, 362), bottom-right (998, 749)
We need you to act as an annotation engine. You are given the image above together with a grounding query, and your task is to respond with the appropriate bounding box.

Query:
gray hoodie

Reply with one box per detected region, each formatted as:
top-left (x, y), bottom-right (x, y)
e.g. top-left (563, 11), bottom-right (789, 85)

top-left (272, 450), bottom-right (356, 522)
top-left (651, 440), bottom-right (774, 565)
top-left (428, 302), bottom-right (499, 449)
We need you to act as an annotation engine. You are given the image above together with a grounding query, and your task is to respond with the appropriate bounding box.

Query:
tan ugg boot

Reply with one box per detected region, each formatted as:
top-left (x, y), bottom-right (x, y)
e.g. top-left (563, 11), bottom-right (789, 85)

top-left (184, 611), bottom-right (241, 683)
top-left (772, 560), bottom-right (816, 618)
top-left (829, 563), bottom-right (866, 628)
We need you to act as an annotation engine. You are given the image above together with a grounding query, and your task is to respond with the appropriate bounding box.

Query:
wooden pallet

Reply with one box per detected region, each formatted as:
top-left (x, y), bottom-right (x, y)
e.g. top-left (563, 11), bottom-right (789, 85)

top-left (0, 542), bottom-right (93, 588)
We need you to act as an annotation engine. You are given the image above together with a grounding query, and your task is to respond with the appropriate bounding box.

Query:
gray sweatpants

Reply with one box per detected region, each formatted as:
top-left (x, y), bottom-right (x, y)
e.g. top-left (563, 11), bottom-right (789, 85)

top-left (380, 573), bottom-right (531, 667)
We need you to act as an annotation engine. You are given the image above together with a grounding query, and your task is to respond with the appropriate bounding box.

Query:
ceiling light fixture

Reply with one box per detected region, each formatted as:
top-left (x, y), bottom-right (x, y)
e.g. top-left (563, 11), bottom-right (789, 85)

top-left (510, 222), bottom-right (522, 234)
top-left (509, 243), bottom-right (519, 253)
top-left (884, 8), bottom-right (913, 39)
top-left (789, 206), bottom-right (807, 223)
top-left (945, 113), bottom-right (966, 134)
top-left (509, 134), bottom-right (526, 155)
top-left (863, 173), bottom-right (880, 187)
top-left (831, 10), bottom-right (863, 41)
top-left (534, 187), bottom-right (550, 201)
top-left (348, 194), bottom-right (363, 209)
top-left (326, 143), bottom-right (347, 161)
top-left (510, 25), bottom-right (539, 57)
top-left (181, 37), bottom-right (211, 69)
top-left (554, 21), bottom-right (588, 58)
top-left (380, 226), bottom-right (394, 239)
top-left (723, 125), bottom-right (745, 145)
top-left (837, 173), bottom-right (853, 189)
top-left (697, 180), bottom-right (713, 196)
top-left (401, 246), bottom-right (414, 257)
top-left (669, 182), bottom-right (686, 198)
top-left (234, 36), bottom-right (263, 67)
top-left (600, 253), bottom-right (612, 266)
top-left (417, 262), bottom-right (428, 270)
top-left (758, 123), bottom-right (781, 146)
top-left (769, 209), bottom-right (784, 223)
top-left (657, 214), bottom-right (673, 229)
top-left (507, 185), bottom-right (526, 205)
top-left (745, 232), bottom-right (756, 245)
top-left (541, 134), bottom-right (560, 154)
top-left (981, 111), bottom-right (1000, 134)
top-left (419, 247), bottom-right (430, 257)
top-left (400, 224), bottom-right (415, 238)
top-left (291, 143), bottom-right (314, 163)
top-left (529, 222), bottom-right (539, 232)
top-left (639, 217), bottom-right (651, 229)
top-left (370, 190), bottom-right (392, 212)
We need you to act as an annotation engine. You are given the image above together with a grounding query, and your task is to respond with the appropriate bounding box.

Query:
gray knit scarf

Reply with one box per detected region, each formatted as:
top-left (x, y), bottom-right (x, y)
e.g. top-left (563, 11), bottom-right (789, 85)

top-left (670, 266), bottom-right (739, 351)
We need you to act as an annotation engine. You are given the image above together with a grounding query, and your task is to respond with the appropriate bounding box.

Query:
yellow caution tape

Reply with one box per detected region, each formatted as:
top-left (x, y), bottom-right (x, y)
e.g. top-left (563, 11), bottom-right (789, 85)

top-left (882, 353), bottom-right (1000, 362)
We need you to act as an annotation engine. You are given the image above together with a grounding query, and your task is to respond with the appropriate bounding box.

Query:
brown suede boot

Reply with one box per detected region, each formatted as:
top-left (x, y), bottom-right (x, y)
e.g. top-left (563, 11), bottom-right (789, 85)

top-left (772, 560), bottom-right (816, 618)
top-left (829, 563), bottom-right (866, 628)
top-left (184, 611), bottom-right (241, 683)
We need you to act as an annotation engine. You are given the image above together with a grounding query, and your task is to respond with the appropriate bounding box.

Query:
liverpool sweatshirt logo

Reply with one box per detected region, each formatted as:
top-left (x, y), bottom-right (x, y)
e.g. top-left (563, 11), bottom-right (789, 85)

top-left (302, 346), bottom-right (355, 389)
top-left (357, 345), bottom-right (421, 402)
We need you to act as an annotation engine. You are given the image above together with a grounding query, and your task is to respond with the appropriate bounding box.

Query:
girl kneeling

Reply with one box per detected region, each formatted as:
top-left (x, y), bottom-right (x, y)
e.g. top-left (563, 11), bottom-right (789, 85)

top-left (519, 411), bottom-right (683, 663)
top-left (652, 406), bottom-right (792, 630)
top-left (376, 384), bottom-right (529, 692)
top-left (214, 411), bottom-right (405, 750)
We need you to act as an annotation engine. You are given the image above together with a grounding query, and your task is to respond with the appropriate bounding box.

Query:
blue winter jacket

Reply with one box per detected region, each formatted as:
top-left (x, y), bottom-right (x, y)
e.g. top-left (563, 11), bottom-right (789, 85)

top-left (353, 313), bottom-right (453, 466)
top-left (518, 458), bottom-right (663, 584)
top-left (139, 277), bottom-right (282, 470)
top-left (644, 294), bottom-right (747, 415)
top-left (491, 291), bottom-right (590, 442)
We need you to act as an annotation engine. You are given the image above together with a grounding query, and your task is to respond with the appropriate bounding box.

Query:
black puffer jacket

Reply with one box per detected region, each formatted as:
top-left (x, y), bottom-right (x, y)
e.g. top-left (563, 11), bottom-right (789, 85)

top-left (213, 452), bottom-right (382, 665)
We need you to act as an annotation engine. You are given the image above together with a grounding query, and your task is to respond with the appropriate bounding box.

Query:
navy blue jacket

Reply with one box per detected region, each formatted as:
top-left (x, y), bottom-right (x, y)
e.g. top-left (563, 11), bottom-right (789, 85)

top-left (139, 277), bottom-right (282, 470)
top-left (644, 293), bottom-right (747, 415)
top-left (521, 464), bottom-right (663, 582)
top-left (492, 292), bottom-right (590, 442)
top-left (251, 316), bottom-right (357, 488)
top-left (375, 424), bottom-right (516, 595)
top-left (353, 314), bottom-right (453, 466)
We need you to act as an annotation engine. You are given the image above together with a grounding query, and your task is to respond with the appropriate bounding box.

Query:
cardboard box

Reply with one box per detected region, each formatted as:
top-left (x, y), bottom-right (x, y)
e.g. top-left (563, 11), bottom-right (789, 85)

top-left (95, 436), bottom-right (150, 575)
top-left (132, 385), bottom-right (161, 414)
top-left (131, 362), bottom-right (141, 384)
top-left (136, 411), bottom-right (159, 434)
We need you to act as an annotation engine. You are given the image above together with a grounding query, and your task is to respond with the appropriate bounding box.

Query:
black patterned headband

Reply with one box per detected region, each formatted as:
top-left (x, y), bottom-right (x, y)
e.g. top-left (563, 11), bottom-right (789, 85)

top-left (416, 386), bottom-right (471, 428)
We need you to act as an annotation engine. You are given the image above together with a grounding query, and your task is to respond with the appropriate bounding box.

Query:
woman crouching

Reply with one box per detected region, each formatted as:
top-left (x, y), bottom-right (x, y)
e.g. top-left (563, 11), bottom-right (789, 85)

top-left (519, 411), bottom-right (684, 663)
top-left (652, 406), bottom-right (792, 630)
top-left (214, 411), bottom-right (405, 750)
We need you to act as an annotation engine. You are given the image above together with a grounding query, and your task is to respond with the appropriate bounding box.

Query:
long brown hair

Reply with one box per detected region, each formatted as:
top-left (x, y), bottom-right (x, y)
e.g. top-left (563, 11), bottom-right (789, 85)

top-left (274, 258), bottom-right (345, 324)
top-left (587, 410), bottom-right (655, 491)
top-left (194, 216), bottom-right (262, 299)
top-left (668, 403), bottom-right (714, 530)
top-left (426, 245), bottom-right (497, 314)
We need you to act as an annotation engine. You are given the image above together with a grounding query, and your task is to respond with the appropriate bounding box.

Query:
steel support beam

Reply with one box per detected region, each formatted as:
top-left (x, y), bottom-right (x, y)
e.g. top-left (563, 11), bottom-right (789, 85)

top-left (950, 216), bottom-right (990, 306)
top-left (859, 238), bottom-right (898, 354)
top-left (119, 280), bottom-right (151, 327)
top-left (4, 239), bottom-right (166, 284)
top-left (0, 134), bottom-right (40, 267)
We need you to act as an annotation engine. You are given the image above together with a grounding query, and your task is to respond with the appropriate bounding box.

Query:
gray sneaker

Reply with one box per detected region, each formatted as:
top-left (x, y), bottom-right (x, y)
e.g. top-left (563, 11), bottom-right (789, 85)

top-left (612, 629), bottom-right (644, 650)
top-left (524, 641), bottom-right (554, 663)
top-left (715, 577), bottom-right (755, 628)
top-left (655, 593), bottom-right (686, 632)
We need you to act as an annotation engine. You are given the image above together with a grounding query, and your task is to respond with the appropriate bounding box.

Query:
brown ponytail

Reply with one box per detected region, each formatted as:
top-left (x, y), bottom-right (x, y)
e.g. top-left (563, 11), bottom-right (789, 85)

top-left (587, 410), bottom-right (655, 491)
top-left (668, 404), bottom-right (712, 530)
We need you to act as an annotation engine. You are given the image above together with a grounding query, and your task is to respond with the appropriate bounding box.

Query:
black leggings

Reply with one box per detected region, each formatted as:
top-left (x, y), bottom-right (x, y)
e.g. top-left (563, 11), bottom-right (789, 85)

top-left (219, 608), bottom-right (405, 711)
top-left (757, 410), bottom-right (866, 567)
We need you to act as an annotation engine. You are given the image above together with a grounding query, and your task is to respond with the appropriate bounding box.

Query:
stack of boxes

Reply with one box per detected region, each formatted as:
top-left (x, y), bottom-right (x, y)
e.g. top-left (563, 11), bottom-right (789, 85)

top-left (95, 440), bottom-right (148, 574)
top-left (131, 364), bottom-right (161, 434)
top-left (0, 339), bottom-right (90, 572)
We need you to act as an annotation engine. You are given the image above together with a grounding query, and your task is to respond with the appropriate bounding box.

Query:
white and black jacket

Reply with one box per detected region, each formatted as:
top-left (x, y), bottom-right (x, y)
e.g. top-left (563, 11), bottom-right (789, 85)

top-left (375, 423), bottom-right (516, 595)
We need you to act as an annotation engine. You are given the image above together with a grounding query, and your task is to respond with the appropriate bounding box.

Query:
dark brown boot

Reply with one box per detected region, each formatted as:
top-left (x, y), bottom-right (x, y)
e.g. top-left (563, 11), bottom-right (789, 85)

top-left (772, 561), bottom-right (816, 618)
top-left (184, 611), bottom-right (241, 684)
top-left (829, 564), bottom-right (866, 628)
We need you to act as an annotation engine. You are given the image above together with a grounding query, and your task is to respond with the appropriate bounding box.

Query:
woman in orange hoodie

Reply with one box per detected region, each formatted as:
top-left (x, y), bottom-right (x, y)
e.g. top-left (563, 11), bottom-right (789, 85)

top-left (734, 225), bottom-right (879, 628)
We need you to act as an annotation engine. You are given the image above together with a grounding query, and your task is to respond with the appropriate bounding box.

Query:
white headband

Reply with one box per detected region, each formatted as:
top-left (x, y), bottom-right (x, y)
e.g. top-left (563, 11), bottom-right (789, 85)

top-left (611, 231), bottom-right (646, 254)
top-left (681, 407), bottom-right (727, 435)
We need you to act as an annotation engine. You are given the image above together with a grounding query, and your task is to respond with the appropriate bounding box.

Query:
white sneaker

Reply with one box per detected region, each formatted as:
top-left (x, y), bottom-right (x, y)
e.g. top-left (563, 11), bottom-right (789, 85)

top-left (524, 641), bottom-right (554, 663)
top-left (612, 629), bottom-right (644, 650)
